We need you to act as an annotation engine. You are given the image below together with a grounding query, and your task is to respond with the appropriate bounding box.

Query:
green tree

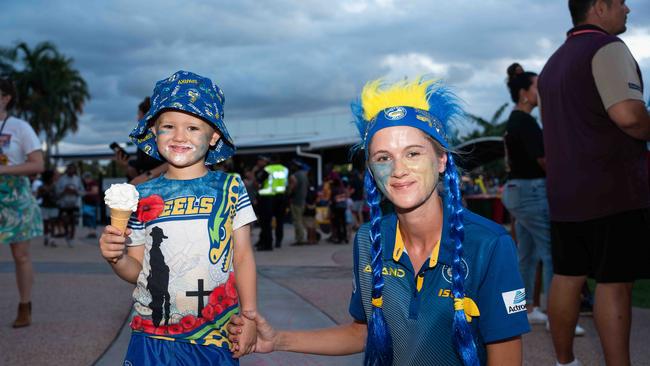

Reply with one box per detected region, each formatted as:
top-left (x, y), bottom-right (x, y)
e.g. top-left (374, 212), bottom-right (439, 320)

top-left (456, 102), bottom-right (511, 179)
top-left (0, 41), bottom-right (90, 163)
top-left (460, 102), bottom-right (509, 142)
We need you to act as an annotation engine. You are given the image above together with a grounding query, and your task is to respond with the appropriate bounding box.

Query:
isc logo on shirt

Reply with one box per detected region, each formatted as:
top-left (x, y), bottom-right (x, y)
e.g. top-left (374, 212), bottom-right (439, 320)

top-left (501, 289), bottom-right (527, 314)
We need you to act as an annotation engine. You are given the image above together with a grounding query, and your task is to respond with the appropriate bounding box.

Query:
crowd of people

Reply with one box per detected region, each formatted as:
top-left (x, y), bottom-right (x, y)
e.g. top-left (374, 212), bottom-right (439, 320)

top-left (235, 156), bottom-right (368, 249)
top-left (30, 163), bottom-right (101, 247)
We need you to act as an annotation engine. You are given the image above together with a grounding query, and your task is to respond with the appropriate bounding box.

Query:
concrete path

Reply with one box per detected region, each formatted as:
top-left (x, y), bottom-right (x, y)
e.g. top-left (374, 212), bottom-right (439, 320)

top-left (2, 225), bottom-right (650, 365)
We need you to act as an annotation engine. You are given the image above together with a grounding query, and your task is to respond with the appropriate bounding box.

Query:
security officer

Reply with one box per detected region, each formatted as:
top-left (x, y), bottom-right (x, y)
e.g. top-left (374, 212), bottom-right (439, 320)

top-left (255, 155), bottom-right (289, 250)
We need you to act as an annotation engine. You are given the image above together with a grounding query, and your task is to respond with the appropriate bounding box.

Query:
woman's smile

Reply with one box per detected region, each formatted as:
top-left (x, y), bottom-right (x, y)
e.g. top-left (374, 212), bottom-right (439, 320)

top-left (390, 180), bottom-right (416, 190)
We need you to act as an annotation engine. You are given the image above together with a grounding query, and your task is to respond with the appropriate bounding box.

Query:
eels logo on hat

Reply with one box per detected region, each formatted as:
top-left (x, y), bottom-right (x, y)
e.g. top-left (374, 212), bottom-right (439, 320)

top-left (384, 106), bottom-right (407, 120)
top-left (129, 70), bottom-right (235, 165)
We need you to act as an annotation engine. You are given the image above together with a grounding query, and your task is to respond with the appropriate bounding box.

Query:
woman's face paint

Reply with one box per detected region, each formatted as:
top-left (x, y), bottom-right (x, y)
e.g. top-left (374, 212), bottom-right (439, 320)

top-left (370, 159), bottom-right (393, 195)
top-left (153, 111), bottom-right (220, 169)
top-left (368, 126), bottom-right (446, 211)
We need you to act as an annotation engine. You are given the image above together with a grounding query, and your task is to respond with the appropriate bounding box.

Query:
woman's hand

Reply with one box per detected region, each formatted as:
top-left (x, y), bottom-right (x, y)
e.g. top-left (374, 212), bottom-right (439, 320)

top-left (228, 311), bottom-right (277, 355)
top-left (99, 225), bottom-right (131, 264)
top-left (230, 311), bottom-right (257, 358)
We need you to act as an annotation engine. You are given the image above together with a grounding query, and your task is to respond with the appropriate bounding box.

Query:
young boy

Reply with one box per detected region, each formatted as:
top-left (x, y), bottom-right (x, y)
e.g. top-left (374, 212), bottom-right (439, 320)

top-left (99, 70), bottom-right (257, 365)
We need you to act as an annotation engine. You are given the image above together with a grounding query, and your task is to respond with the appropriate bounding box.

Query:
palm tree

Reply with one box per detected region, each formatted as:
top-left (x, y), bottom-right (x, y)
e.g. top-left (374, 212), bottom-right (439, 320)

top-left (460, 102), bottom-right (509, 142)
top-left (0, 41), bottom-right (90, 163)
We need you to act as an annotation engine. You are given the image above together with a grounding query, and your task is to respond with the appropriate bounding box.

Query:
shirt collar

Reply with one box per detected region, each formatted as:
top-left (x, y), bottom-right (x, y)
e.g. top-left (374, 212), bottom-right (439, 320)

top-left (382, 194), bottom-right (454, 266)
top-left (566, 24), bottom-right (609, 38)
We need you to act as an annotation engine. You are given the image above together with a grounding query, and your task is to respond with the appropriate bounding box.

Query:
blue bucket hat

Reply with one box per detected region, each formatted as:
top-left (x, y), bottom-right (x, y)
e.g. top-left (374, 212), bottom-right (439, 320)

top-left (129, 70), bottom-right (235, 165)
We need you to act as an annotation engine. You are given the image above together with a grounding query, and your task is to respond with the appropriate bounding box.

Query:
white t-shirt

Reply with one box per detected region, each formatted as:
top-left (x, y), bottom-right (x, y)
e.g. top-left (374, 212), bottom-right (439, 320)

top-left (124, 171), bottom-right (256, 342)
top-left (0, 116), bottom-right (41, 165)
top-left (55, 174), bottom-right (84, 208)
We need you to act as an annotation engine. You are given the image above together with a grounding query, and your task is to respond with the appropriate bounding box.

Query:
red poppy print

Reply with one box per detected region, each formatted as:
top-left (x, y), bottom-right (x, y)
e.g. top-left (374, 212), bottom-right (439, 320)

top-left (212, 303), bottom-right (224, 315)
top-left (225, 277), bottom-right (238, 300)
top-left (141, 319), bottom-right (155, 334)
top-left (168, 324), bottom-right (184, 335)
top-left (209, 286), bottom-right (226, 305)
top-left (130, 316), bottom-right (143, 330)
top-left (181, 315), bottom-right (197, 330)
top-left (136, 194), bottom-right (164, 223)
top-left (202, 304), bottom-right (215, 320)
top-left (195, 317), bottom-right (206, 327)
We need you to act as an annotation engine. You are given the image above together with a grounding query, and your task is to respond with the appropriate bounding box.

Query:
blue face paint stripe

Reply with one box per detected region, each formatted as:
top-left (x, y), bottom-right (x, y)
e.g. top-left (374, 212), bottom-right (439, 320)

top-left (369, 161), bottom-right (393, 196)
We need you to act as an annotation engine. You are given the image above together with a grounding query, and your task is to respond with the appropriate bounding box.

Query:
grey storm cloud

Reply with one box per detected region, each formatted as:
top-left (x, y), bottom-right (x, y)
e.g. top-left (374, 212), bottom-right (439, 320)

top-left (1, 0), bottom-right (649, 147)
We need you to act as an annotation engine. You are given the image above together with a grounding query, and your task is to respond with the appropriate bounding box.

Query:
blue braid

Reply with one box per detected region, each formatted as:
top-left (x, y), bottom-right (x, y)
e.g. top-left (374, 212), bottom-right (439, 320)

top-left (445, 154), bottom-right (480, 366)
top-left (363, 169), bottom-right (393, 366)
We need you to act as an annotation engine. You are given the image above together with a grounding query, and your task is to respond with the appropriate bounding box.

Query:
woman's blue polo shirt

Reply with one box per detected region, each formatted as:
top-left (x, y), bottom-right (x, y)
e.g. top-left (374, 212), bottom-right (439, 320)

top-left (349, 207), bottom-right (530, 365)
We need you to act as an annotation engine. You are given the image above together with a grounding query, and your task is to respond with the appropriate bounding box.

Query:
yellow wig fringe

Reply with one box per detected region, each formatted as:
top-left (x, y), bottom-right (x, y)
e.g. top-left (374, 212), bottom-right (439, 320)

top-left (360, 77), bottom-right (438, 121)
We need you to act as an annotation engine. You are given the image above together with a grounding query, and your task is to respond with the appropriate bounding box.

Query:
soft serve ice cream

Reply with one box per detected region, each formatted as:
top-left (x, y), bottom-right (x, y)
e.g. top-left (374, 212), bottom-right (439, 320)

top-left (104, 183), bottom-right (139, 233)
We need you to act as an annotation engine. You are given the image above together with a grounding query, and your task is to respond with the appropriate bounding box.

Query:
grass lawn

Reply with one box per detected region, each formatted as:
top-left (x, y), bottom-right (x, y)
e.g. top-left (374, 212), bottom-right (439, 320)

top-left (587, 279), bottom-right (650, 309)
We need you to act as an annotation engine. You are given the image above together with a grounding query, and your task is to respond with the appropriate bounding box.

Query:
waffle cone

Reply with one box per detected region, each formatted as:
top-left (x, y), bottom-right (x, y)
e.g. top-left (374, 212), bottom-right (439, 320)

top-left (110, 208), bottom-right (133, 234)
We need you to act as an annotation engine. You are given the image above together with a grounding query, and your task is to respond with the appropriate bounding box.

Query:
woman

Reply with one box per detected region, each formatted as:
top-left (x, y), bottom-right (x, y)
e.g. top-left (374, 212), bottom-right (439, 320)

top-left (0, 78), bottom-right (44, 328)
top-left (501, 69), bottom-right (585, 335)
top-left (501, 70), bottom-right (551, 324)
top-left (229, 77), bottom-right (529, 365)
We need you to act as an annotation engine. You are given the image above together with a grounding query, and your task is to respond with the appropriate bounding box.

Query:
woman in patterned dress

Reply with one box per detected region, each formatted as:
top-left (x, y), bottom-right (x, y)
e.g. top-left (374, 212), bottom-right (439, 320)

top-left (0, 78), bottom-right (44, 328)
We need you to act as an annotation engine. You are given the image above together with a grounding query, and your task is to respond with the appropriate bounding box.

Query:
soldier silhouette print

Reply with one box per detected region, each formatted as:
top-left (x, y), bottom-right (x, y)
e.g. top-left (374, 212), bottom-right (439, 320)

top-left (147, 226), bottom-right (170, 327)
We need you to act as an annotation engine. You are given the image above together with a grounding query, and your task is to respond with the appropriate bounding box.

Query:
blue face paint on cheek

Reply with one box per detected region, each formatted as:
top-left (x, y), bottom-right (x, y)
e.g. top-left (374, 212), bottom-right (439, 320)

top-left (193, 133), bottom-right (212, 159)
top-left (194, 143), bottom-right (208, 159)
top-left (370, 161), bottom-right (393, 195)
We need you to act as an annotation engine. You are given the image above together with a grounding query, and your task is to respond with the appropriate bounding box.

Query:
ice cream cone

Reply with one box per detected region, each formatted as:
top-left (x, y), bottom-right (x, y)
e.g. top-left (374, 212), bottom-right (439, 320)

top-left (110, 208), bottom-right (133, 234)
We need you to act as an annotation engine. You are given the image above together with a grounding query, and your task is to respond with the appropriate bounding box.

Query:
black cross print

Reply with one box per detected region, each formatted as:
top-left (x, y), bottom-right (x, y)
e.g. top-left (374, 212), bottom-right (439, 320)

top-left (185, 279), bottom-right (213, 316)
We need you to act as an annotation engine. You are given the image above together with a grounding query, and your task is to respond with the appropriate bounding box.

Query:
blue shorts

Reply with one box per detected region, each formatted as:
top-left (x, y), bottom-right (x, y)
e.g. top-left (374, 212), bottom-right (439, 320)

top-left (124, 333), bottom-right (238, 366)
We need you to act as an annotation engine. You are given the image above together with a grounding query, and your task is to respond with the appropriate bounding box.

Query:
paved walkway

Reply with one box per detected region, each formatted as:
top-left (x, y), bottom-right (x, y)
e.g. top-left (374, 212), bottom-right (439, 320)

top-left (1, 225), bottom-right (650, 365)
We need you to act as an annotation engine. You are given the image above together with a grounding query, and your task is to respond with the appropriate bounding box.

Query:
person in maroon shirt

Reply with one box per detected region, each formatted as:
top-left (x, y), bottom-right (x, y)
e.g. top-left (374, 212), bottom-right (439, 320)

top-left (538, 1), bottom-right (650, 365)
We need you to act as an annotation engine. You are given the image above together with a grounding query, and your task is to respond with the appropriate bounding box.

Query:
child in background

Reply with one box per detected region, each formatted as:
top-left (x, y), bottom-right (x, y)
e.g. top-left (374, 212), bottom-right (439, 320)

top-left (99, 71), bottom-right (258, 365)
top-left (38, 169), bottom-right (59, 247)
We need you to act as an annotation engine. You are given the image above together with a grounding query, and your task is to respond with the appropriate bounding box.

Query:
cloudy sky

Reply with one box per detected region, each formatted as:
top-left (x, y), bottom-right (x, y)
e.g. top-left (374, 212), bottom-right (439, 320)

top-left (2, 0), bottom-right (649, 152)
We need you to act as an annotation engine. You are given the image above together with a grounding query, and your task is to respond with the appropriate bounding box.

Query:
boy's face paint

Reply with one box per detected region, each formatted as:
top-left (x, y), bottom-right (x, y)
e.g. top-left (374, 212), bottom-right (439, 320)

top-left (153, 111), bottom-right (220, 170)
top-left (368, 126), bottom-right (447, 211)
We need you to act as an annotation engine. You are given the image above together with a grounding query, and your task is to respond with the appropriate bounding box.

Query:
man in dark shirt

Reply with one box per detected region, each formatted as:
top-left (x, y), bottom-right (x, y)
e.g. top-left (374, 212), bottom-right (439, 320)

top-left (538, 1), bottom-right (650, 365)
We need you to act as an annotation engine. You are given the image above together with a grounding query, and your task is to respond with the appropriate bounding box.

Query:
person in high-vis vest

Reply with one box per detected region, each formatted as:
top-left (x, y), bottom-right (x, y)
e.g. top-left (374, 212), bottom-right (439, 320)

top-left (255, 156), bottom-right (289, 251)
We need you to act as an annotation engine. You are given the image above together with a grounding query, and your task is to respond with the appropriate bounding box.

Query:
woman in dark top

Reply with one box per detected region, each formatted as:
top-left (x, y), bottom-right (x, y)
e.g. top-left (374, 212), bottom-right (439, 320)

top-left (501, 69), bottom-right (554, 326)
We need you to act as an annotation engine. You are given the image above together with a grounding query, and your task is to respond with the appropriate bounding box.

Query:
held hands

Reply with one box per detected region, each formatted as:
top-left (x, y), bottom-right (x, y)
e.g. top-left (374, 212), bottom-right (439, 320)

top-left (229, 310), bottom-right (257, 358)
top-left (228, 311), bottom-right (277, 357)
top-left (99, 225), bottom-right (131, 264)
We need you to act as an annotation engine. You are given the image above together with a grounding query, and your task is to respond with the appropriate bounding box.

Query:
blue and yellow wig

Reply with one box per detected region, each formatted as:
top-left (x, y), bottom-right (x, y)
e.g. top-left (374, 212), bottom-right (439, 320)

top-left (352, 77), bottom-right (479, 366)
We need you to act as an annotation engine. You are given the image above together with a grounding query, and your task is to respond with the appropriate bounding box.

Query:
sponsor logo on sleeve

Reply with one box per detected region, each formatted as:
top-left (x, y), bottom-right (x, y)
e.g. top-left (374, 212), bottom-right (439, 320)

top-left (501, 288), bottom-right (527, 314)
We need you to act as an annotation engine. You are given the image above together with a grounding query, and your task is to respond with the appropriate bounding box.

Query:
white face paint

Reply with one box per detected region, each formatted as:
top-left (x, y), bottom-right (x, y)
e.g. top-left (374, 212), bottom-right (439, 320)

top-left (368, 126), bottom-right (446, 212)
top-left (154, 111), bottom-right (220, 171)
